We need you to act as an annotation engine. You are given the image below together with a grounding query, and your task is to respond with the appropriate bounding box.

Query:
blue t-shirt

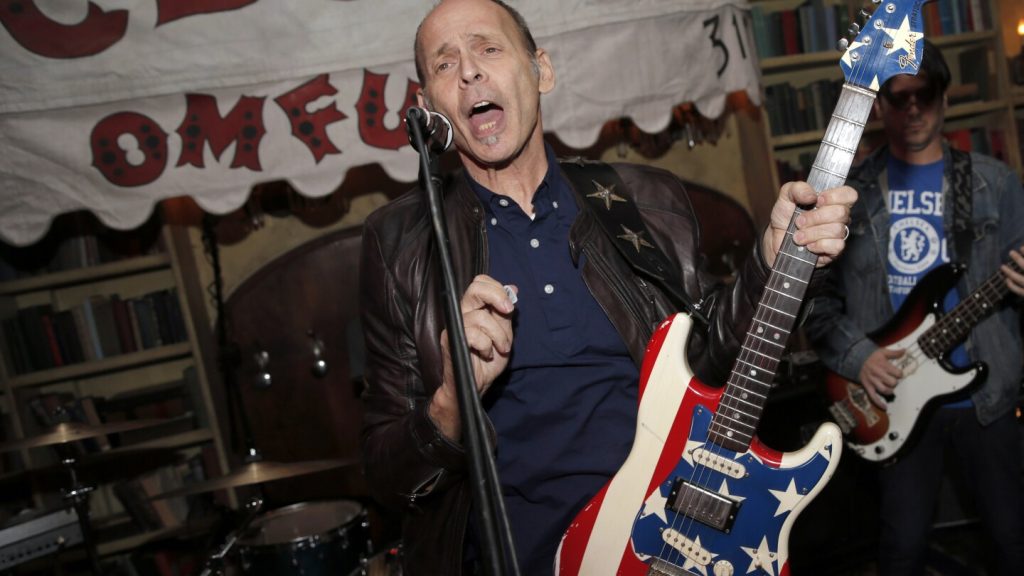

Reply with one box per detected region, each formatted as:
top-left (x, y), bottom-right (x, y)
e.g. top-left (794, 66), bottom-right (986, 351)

top-left (466, 146), bottom-right (639, 575)
top-left (886, 156), bottom-right (970, 403)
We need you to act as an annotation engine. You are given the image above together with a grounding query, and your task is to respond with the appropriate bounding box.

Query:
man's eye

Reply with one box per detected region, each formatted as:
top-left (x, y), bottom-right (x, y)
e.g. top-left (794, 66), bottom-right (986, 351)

top-left (484, 47), bottom-right (499, 54)
top-left (435, 62), bottom-right (451, 73)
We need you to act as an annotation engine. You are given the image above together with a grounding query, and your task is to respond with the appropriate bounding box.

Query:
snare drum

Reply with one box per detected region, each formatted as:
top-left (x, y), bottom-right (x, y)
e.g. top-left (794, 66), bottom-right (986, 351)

top-left (238, 500), bottom-right (370, 575)
top-left (348, 544), bottom-right (403, 576)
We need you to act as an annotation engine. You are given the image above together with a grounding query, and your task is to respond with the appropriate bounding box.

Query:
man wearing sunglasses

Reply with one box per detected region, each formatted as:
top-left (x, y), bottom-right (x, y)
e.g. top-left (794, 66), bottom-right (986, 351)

top-left (805, 38), bottom-right (1024, 574)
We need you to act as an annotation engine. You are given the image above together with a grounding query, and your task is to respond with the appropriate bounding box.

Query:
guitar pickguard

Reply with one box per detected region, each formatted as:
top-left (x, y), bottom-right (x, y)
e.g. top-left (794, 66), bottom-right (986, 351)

top-left (628, 406), bottom-right (839, 576)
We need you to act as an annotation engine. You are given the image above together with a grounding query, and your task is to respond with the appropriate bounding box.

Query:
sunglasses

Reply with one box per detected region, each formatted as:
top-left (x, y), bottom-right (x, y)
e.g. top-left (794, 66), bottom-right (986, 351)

top-left (880, 85), bottom-right (941, 110)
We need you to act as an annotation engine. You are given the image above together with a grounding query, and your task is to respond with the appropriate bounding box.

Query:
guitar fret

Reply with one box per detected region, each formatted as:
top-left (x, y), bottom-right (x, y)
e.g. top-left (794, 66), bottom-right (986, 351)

top-left (771, 269), bottom-right (809, 284)
top-left (721, 393), bottom-right (760, 410)
top-left (751, 318), bottom-right (790, 335)
top-left (723, 381), bottom-right (767, 401)
top-left (740, 344), bottom-right (781, 363)
top-left (764, 286), bottom-right (802, 302)
top-left (759, 303), bottom-right (797, 318)
top-left (715, 412), bottom-right (757, 432)
top-left (779, 249), bottom-right (816, 266)
top-left (731, 364), bottom-right (775, 388)
top-left (750, 333), bottom-right (787, 349)
top-left (809, 163), bottom-right (848, 181)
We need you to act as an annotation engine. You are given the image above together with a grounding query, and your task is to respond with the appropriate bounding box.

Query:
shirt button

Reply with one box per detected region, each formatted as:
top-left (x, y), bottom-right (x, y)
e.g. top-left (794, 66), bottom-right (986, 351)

top-left (552, 201), bottom-right (559, 209)
top-left (544, 284), bottom-right (555, 294)
top-left (530, 238), bottom-right (540, 248)
top-left (490, 217), bottom-right (498, 226)
top-left (498, 198), bottom-right (510, 207)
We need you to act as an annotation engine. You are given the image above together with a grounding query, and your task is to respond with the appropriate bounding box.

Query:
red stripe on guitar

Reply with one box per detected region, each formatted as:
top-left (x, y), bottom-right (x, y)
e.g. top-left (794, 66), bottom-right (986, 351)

top-left (558, 483), bottom-right (609, 576)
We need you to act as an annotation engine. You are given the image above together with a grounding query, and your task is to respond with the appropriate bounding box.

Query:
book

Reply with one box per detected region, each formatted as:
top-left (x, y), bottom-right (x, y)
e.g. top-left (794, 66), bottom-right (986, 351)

top-left (17, 304), bottom-right (56, 370)
top-left (79, 298), bottom-right (105, 360)
top-left (110, 295), bottom-right (138, 354)
top-left (88, 294), bottom-right (122, 357)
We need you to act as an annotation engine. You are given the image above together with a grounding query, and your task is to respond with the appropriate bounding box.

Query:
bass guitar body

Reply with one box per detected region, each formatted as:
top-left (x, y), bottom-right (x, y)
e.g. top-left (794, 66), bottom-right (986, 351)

top-left (557, 314), bottom-right (842, 576)
top-left (824, 264), bottom-right (986, 463)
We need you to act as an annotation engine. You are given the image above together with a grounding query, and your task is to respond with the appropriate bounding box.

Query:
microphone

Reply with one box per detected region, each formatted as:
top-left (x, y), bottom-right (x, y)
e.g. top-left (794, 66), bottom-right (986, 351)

top-left (405, 106), bottom-right (454, 154)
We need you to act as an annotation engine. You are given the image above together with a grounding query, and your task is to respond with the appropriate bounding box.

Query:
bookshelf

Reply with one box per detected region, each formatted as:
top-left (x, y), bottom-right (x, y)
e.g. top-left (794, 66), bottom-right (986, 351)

top-left (0, 213), bottom-right (230, 566)
top-left (749, 0), bottom-right (1023, 189)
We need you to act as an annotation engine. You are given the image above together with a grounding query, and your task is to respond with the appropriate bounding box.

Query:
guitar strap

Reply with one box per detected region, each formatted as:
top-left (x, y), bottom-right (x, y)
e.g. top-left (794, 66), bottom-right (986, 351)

top-left (559, 158), bottom-right (709, 326)
top-left (948, 148), bottom-right (973, 267)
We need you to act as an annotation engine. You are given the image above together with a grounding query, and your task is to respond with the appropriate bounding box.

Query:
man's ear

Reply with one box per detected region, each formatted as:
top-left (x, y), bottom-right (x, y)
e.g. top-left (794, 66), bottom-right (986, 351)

top-left (536, 48), bottom-right (556, 94)
top-left (416, 90), bottom-right (428, 109)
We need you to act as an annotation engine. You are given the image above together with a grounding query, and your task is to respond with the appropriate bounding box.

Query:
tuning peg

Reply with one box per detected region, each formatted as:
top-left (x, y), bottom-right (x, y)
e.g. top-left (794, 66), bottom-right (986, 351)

top-left (849, 23), bottom-right (861, 35)
top-left (837, 37), bottom-right (850, 51)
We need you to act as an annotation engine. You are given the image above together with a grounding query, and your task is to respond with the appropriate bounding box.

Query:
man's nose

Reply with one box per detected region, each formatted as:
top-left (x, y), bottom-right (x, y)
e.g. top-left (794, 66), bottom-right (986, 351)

top-left (461, 58), bottom-right (484, 85)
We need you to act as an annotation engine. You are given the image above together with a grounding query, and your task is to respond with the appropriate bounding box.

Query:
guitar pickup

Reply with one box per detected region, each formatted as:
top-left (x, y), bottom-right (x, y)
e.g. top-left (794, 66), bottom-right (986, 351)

top-left (667, 478), bottom-right (740, 532)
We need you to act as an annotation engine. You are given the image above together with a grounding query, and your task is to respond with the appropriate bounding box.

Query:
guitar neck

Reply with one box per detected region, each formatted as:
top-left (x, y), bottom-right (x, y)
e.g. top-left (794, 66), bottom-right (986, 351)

top-left (920, 259), bottom-right (1024, 357)
top-left (709, 84), bottom-right (877, 452)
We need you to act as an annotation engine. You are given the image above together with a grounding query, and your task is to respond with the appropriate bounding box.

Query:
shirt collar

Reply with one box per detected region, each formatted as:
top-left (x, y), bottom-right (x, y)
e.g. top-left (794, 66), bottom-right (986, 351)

top-left (466, 143), bottom-right (561, 215)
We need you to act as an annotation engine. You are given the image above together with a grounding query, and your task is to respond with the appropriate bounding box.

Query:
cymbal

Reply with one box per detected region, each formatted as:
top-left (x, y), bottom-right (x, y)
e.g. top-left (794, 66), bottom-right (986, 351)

top-left (0, 419), bottom-right (170, 453)
top-left (152, 458), bottom-right (358, 499)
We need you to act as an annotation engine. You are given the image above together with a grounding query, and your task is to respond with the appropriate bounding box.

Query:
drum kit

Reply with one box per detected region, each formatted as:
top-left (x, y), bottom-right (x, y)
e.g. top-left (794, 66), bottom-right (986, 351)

top-left (0, 419), bottom-right (401, 575)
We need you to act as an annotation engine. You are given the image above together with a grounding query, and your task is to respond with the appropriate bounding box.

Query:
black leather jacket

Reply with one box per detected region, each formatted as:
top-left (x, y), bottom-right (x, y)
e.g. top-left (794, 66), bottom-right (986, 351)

top-left (359, 161), bottom-right (772, 575)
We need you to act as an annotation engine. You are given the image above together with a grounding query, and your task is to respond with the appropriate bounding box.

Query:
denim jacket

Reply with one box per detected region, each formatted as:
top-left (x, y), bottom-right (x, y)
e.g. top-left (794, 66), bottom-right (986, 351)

top-left (805, 143), bottom-right (1024, 425)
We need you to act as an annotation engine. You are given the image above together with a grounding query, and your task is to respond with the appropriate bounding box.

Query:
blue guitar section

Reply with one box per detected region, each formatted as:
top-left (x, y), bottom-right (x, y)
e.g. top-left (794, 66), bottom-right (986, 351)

top-left (630, 405), bottom-right (836, 575)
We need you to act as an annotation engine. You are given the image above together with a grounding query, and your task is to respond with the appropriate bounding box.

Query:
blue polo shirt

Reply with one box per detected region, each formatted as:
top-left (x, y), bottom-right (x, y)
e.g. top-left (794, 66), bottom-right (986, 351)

top-left (466, 146), bottom-right (639, 575)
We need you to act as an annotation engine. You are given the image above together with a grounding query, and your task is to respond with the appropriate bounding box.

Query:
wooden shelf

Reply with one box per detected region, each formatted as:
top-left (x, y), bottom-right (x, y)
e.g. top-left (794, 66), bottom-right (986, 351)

top-left (111, 427), bottom-right (214, 453)
top-left (759, 31), bottom-right (995, 74)
top-left (770, 99), bottom-right (1012, 150)
top-left (0, 253), bottom-right (171, 296)
top-left (7, 342), bottom-right (191, 389)
top-left (1013, 86), bottom-right (1024, 107)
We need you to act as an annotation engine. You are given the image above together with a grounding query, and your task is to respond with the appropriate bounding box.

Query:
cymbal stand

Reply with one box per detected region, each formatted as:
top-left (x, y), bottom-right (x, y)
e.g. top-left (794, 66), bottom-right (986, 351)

top-left (61, 455), bottom-right (101, 576)
top-left (198, 496), bottom-right (263, 576)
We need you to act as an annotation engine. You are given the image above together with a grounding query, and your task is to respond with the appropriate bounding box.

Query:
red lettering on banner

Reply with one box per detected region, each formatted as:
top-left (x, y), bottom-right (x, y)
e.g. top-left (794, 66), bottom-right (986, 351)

top-left (0, 1), bottom-right (128, 58)
top-left (355, 70), bottom-right (420, 150)
top-left (274, 75), bottom-right (347, 164)
top-left (176, 94), bottom-right (266, 171)
top-left (91, 112), bottom-right (169, 187)
top-left (156, 0), bottom-right (257, 26)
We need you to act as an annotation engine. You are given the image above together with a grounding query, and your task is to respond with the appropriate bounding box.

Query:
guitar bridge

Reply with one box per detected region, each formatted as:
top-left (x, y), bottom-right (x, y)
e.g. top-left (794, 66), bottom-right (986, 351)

top-left (667, 478), bottom-right (740, 532)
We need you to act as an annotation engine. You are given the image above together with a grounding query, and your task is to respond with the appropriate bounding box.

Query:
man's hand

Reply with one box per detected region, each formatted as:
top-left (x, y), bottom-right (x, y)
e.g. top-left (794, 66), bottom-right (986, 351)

top-left (859, 347), bottom-right (905, 410)
top-left (1003, 245), bottom-right (1024, 297)
top-left (430, 275), bottom-right (517, 441)
top-left (762, 181), bottom-right (857, 267)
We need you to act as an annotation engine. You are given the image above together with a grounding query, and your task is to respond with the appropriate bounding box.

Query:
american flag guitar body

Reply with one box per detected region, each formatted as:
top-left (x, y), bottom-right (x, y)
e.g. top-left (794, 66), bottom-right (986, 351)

top-left (556, 1), bottom-right (927, 574)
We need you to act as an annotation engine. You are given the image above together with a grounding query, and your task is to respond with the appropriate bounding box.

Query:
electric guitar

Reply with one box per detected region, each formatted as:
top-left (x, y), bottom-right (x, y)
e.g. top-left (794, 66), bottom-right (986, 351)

top-left (556, 2), bottom-right (926, 575)
top-left (825, 259), bottom-right (1023, 464)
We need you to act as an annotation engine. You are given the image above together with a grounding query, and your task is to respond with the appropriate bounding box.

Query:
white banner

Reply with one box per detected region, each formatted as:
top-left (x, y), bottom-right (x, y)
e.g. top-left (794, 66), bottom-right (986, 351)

top-left (0, 0), bottom-right (759, 246)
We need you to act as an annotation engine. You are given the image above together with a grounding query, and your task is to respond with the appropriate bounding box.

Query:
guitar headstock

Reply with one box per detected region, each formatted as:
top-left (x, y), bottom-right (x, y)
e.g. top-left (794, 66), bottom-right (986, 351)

top-left (839, 0), bottom-right (926, 92)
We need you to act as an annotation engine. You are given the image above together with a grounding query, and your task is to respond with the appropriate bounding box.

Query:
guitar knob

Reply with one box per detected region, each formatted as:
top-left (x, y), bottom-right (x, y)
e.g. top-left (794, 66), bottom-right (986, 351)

top-left (888, 431), bottom-right (899, 440)
top-left (714, 560), bottom-right (734, 576)
top-left (875, 445), bottom-right (885, 455)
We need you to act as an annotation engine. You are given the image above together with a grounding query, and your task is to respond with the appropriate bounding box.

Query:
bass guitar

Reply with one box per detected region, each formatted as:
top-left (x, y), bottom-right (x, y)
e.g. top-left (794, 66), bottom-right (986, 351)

top-left (556, 2), bottom-right (926, 574)
top-left (825, 259), bottom-right (1023, 464)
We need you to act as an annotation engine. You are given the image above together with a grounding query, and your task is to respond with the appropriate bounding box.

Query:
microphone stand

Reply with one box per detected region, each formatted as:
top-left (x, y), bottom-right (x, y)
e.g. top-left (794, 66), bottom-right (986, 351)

top-left (405, 107), bottom-right (519, 576)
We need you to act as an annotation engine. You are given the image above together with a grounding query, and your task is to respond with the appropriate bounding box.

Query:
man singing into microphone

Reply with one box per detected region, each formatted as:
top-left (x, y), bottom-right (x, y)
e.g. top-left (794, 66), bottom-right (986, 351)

top-left (358, 1), bottom-right (856, 574)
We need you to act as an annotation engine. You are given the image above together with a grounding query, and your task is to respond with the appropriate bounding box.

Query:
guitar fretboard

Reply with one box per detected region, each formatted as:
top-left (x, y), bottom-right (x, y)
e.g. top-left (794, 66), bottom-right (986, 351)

top-left (919, 260), bottom-right (1023, 358)
top-left (709, 85), bottom-right (877, 453)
